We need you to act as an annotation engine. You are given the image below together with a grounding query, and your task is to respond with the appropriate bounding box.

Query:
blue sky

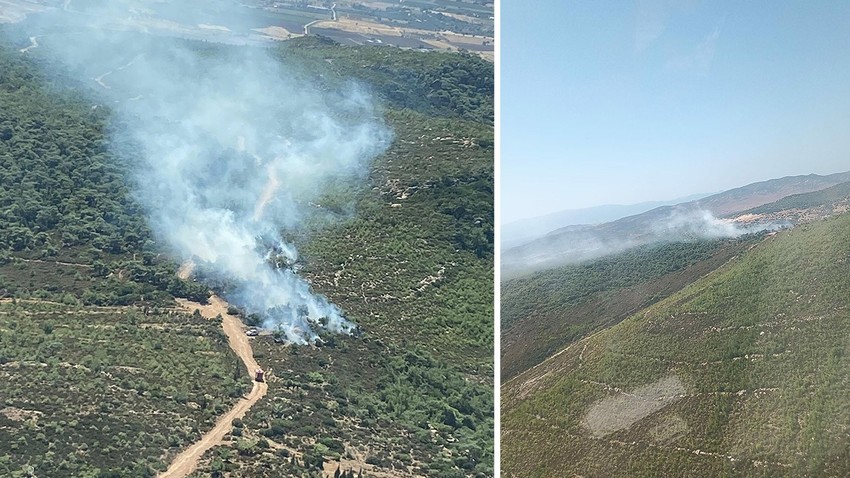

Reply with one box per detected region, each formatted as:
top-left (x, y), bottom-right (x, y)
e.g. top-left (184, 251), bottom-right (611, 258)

top-left (501, 1), bottom-right (850, 223)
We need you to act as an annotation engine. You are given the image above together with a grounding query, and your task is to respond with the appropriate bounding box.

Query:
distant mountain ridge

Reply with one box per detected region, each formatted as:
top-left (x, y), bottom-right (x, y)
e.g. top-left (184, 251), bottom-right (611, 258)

top-left (502, 171), bottom-right (850, 278)
top-left (502, 194), bottom-right (710, 250)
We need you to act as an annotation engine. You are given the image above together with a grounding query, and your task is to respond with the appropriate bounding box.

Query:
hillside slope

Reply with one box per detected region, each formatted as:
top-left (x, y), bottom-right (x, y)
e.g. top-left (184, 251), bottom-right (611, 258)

top-left (503, 211), bottom-right (850, 477)
top-left (500, 236), bottom-right (763, 380)
top-left (502, 181), bottom-right (850, 381)
top-left (502, 172), bottom-right (850, 278)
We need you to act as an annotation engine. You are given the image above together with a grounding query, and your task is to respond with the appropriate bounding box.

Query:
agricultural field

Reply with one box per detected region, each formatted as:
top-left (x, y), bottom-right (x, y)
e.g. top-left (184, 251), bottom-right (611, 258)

top-left (1, 0), bottom-right (493, 57)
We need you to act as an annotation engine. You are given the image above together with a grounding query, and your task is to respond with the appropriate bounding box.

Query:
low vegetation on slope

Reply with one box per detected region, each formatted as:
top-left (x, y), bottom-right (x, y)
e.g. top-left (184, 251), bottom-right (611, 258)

top-left (500, 237), bottom-right (762, 379)
top-left (0, 301), bottom-right (244, 477)
top-left (503, 212), bottom-right (850, 477)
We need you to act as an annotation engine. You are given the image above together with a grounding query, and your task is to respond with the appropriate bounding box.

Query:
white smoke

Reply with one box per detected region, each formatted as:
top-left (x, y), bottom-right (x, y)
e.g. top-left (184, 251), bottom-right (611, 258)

top-left (16, 3), bottom-right (391, 343)
top-left (653, 209), bottom-right (787, 239)
top-left (502, 207), bottom-right (789, 278)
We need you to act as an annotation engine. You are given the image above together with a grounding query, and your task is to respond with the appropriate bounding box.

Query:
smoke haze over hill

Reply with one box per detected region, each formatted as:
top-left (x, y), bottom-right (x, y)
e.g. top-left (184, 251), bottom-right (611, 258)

top-left (10, 1), bottom-right (392, 342)
top-left (501, 172), bottom-right (850, 279)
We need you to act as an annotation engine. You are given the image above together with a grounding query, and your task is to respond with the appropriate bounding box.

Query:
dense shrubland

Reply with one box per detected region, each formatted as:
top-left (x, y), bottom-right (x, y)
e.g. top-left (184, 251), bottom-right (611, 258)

top-left (0, 302), bottom-right (243, 477)
top-left (0, 29), bottom-right (492, 477)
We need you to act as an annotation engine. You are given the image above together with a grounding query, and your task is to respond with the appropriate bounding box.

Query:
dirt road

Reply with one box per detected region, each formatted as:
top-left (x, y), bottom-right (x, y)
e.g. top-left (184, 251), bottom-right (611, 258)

top-left (159, 295), bottom-right (267, 478)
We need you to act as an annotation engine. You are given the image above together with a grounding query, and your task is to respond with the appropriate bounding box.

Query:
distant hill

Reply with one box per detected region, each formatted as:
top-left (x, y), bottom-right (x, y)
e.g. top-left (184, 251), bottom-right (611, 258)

top-left (741, 179), bottom-right (850, 215)
top-left (502, 210), bottom-right (850, 477)
top-left (691, 171), bottom-right (850, 216)
top-left (502, 176), bottom-right (850, 381)
top-left (501, 171), bottom-right (850, 278)
top-left (501, 194), bottom-right (710, 250)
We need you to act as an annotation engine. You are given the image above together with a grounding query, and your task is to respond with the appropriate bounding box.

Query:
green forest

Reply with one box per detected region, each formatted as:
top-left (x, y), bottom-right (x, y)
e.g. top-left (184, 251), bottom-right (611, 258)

top-left (0, 27), bottom-right (493, 478)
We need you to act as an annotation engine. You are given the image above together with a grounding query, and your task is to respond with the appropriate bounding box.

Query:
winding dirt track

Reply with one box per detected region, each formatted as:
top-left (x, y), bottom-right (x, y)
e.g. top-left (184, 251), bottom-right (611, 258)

top-left (159, 295), bottom-right (267, 478)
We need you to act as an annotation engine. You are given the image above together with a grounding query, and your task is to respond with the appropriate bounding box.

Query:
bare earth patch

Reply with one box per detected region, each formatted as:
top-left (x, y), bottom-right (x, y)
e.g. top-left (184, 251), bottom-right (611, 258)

top-left (197, 23), bottom-right (230, 32)
top-left (582, 375), bottom-right (686, 438)
top-left (252, 26), bottom-right (302, 40)
top-left (176, 260), bottom-right (195, 280)
top-left (1, 406), bottom-right (43, 422)
top-left (322, 445), bottom-right (415, 478)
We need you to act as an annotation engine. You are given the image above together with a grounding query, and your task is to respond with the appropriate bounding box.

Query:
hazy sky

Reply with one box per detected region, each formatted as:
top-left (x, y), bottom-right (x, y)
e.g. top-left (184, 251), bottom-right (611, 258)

top-left (502, 1), bottom-right (850, 223)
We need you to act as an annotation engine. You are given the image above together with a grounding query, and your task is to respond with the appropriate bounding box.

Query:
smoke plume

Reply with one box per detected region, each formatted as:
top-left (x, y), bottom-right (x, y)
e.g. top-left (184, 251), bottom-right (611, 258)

top-left (651, 209), bottom-right (787, 239)
top-left (502, 207), bottom-right (788, 279)
top-left (14, 3), bottom-right (391, 343)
